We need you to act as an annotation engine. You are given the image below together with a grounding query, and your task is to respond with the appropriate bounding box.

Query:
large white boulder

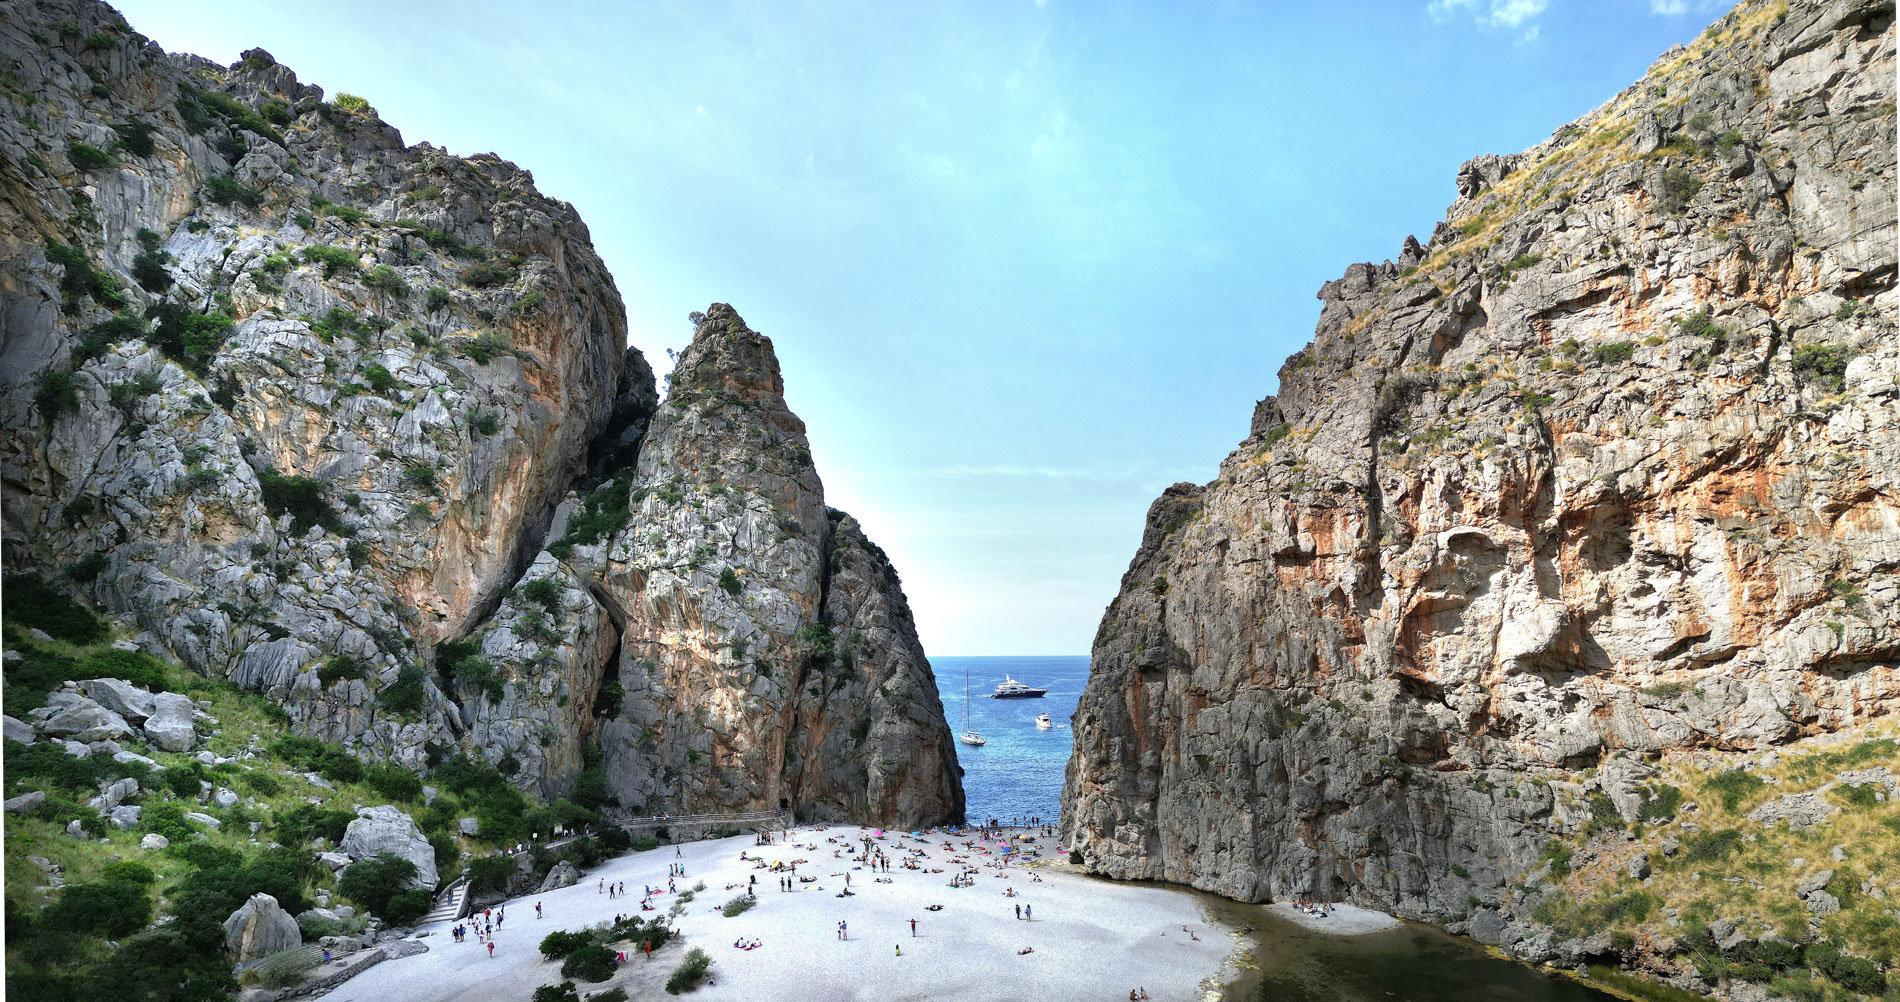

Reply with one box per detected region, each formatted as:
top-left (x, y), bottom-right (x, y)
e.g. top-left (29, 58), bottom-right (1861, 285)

top-left (40, 697), bottom-right (134, 742)
top-left (79, 679), bottom-right (158, 722)
top-left (141, 832), bottom-right (170, 850)
top-left (2, 714), bottom-right (36, 744)
top-left (339, 806), bottom-right (438, 889)
top-left (5, 791), bottom-right (46, 814)
top-left (222, 892), bottom-right (303, 963)
top-left (143, 692), bottom-right (198, 752)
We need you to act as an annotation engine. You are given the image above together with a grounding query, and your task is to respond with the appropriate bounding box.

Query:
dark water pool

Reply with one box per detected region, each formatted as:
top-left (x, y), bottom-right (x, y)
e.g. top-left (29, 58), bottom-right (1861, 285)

top-left (1204, 899), bottom-right (1618, 1002)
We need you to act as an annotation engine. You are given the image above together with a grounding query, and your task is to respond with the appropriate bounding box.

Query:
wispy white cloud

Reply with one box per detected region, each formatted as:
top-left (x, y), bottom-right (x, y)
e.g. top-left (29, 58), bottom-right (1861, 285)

top-left (1427, 0), bottom-right (1551, 30)
top-left (1650, 0), bottom-right (1689, 13)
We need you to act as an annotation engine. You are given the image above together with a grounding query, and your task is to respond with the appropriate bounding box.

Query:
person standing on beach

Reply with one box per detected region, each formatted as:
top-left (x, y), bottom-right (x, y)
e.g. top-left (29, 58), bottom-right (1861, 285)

top-left (1015, 903), bottom-right (1021, 920)
top-left (1025, 904), bottom-right (1032, 921)
top-left (910, 918), bottom-right (917, 936)
top-left (487, 941), bottom-right (495, 958)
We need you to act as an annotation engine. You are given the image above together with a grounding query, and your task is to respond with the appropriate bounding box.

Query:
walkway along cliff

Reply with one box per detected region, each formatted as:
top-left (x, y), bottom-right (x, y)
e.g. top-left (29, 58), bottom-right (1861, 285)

top-left (1062, 0), bottom-right (1897, 995)
top-left (0, 0), bottom-right (962, 828)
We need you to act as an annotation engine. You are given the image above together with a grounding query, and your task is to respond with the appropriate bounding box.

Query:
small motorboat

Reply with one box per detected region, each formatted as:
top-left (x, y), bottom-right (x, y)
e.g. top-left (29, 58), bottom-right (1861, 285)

top-left (1035, 713), bottom-right (1053, 729)
top-left (990, 675), bottom-right (1048, 699)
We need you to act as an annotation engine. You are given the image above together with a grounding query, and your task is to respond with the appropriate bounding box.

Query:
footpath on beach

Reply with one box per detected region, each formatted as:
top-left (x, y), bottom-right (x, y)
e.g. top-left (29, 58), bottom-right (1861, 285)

top-left (320, 824), bottom-right (1238, 1002)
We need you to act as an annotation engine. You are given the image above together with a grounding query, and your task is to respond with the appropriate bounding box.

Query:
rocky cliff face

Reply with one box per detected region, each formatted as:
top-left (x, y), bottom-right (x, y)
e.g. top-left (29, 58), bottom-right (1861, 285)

top-left (0, 0), bottom-right (959, 826)
top-left (1063, 0), bottom-right (1895, 972)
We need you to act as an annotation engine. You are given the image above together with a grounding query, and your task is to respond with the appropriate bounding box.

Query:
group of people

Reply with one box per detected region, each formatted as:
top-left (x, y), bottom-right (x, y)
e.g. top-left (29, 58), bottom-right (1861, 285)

top-left (453, 906), bottom-right (508, 958)
top-left (1291, 899), bottom-right (1333, 919)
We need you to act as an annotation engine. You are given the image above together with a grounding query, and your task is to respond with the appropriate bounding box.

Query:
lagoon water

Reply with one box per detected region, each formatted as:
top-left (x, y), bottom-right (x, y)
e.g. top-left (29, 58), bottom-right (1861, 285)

top-left (931, 654), bottom-right (1088, 825)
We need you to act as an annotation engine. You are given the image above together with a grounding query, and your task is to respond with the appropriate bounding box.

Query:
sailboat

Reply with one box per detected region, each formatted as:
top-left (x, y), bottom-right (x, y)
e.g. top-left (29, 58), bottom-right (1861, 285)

top-left (959, 668), bottom-right (986, 746)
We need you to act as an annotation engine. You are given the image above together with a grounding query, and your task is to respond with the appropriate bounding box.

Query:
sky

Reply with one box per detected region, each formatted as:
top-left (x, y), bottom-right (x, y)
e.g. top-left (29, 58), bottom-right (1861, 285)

top-left (115, 0), bottom-right (1731, 656)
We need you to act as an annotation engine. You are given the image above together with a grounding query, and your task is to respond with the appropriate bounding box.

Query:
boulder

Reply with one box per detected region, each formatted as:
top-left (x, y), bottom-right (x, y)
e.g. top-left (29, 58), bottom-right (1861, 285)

top-left (317, 851), bottom-right (353, 871)
top-left (40, 698), bottom-right (134, 742)
top-left (1627, 853), bottom-right (1651, 880)
top-left (113, 749), bottom-right (160, 769)
top-left (143, 692), bottom-right (198, 752)
top-left (222, 892), bottom-right (303, 963)
top-left (458, 817), bottom-right (480, 836)
top-left (539, 860), bottom-right (581, 891)
top-left (214, 788), bottom-right (241, 809)
top-left (2, 714), bottom-right (36, 744)
top-left (187, 811), bottom-right (223, 830)
top-left (108, 805), bottom-right (142, 829)
top-left (89, 776), bottom-right (142, 811)
top-left (5, 791), bottom-right (46, 814)
top-left (79, 678), bottom-right (158, 721)
top-left (298, 907), bottom-right (341, 931)
top-left (141, 833), bottom-right (170, 850)
top-left (340, 806), bottom-right (438, 889)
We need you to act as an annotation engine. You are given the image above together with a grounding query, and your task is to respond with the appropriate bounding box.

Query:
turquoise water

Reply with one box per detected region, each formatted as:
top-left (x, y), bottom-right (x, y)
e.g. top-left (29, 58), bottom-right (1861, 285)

top-left (930, 654), bottom-right (1089, 826)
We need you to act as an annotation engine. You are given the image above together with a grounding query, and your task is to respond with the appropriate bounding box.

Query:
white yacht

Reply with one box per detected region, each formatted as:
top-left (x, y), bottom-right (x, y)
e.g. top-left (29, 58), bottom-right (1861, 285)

top-left (990, 675), bottom-right (1048, 699)
top-left (1035, 712), bottom-right (1053, 729)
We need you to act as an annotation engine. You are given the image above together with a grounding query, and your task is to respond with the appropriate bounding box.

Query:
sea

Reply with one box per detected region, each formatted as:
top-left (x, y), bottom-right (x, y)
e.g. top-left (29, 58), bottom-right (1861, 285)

top-left (929, 654), bottom-right (1089, 827)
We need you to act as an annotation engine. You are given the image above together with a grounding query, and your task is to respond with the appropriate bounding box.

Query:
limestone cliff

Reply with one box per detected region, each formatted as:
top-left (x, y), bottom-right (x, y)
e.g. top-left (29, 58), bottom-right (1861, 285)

top-left (1063, 0), bottom-right (1896, 989)
top-left (0, 0), bottom-right (959, 826)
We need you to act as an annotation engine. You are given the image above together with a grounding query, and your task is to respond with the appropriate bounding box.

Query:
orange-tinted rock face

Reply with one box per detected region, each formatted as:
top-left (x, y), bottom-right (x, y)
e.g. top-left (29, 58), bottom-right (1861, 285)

top-left (1062, 0), bottom-right (1896, 952)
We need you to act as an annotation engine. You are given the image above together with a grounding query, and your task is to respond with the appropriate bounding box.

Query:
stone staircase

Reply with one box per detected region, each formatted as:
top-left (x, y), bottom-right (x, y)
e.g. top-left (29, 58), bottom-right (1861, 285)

top-left (419, 876), bottom-right (466, 925)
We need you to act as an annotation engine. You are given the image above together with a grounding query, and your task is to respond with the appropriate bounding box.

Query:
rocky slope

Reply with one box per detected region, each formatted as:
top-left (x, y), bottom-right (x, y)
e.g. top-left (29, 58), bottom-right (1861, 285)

top-left (1063, 0), bottom-right (1895, 994)
top-left (0, 0), bottom-right (959, 826)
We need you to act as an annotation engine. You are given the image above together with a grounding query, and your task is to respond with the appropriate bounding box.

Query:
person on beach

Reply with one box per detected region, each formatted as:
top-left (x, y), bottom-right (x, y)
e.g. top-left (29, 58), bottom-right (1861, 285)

top-left (1015, 903), bottom-right (1021, 920)
top-left (910, 918), bottom-right (917, 936)
top-left (1025, 904), bottom-right (1032, 921)
top-left (895, 944), bottom-right (902, 957)
top-left (598, 878), bottom-right (604, 893)
top-left (487, 941), bottom-right (495, 958)
top-left (536, 901), bottom-right (543, 919)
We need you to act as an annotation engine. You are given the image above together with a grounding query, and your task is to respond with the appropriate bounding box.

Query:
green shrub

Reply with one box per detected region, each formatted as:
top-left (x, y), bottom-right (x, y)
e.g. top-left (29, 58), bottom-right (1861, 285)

top-left (1791, 343), bottom-right (1849, 391)
top-left (520, 578), bottom-right (563, 616)
top-left (469, 411), bottom-right (500, 436)
top-left (362, 364), bottom-right (401, 396)
top-left (36, 369), bottom-right (79, 418)
top-left (41, 880), bottom-right (152, 938)
top-left (534, 982), bottom-right (581, 1002)
top-left (68, 142), bottom-right (117, 171)
top-left (364, 264), bottom-right (410, 298)
top-left (460, 261), bottom-right (514, 288)
top-left (1707, 769), bottom-right (1765, 812)
top-left (633, 836), bottom-right (660, 852)
top-left (111, 119), bottom-right (158, 156)
top-left (430, 831), bottom-right (460, 871)
top-left (1679, 827), bottom-right (1745, 863)
top-left (1543, 839), bottom-right (1573, 877)
top-left (247, 946), bottom-right (319, 988)
top-left (1591, 341), bottom-right (1636, 365)
top-left (46, 242), bottom-right (124, 309)
top-left (538, 929), bottom-right (593, 960)
top-left (237, 770), bottom-right (282, 797)
top-left (273, 803), bottom-right (354, 845)
top-left (309, 305), bottom-right (369, 342)
top-left (364, 761), bottom-right (423, 802)
top-left (1638, 783), bottom-right (1682, 823)
top-left (1659, 167), bottom-right (1701, 212)
top-left (665, 946), bottom-right (711, 994)
top-left (424, 286), bottom-right (452, 312)
top-left (561, 943), bottom-right (618, 982)
top-left (465, 855), bottom-right (517, 894)
top-left (718, 567), bottom-right (743, 597)
top-left (205, 174), bottom-right (264, 208)
top-left (720, 895), bottom-right (754, 917)
top-left (257, 468), bottom-right (340, 533)
top-left (376, 665), bottom-right (428, 715)
top-left (100, 861), bottom-right (157, 885)
top-left (545, 480), bottom-right (630, 558)
top-left (144, 803), bottom-right (198, 841)
top-left (384, 889), bottom-right (430, 925)
top-left (3, 575), bottom-right (107, 643)
top-left (318, 655), bottom-right (367, 686)
top-left (337, 854), bottom-right (419, 919)
top-left (301, 244), bottom-right (360, 278)
top-left (1806, 940), bottom-right (1887, 995)
top-left (402, 464), bottom-right (437, 492)
top-left (1829, 783), bottom-right (1881, 809)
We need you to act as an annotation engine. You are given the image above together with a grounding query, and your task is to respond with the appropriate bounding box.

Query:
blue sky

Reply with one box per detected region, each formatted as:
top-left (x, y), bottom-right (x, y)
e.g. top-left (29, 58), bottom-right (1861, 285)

top-left (117, 0), bottom-right (1729, 655)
